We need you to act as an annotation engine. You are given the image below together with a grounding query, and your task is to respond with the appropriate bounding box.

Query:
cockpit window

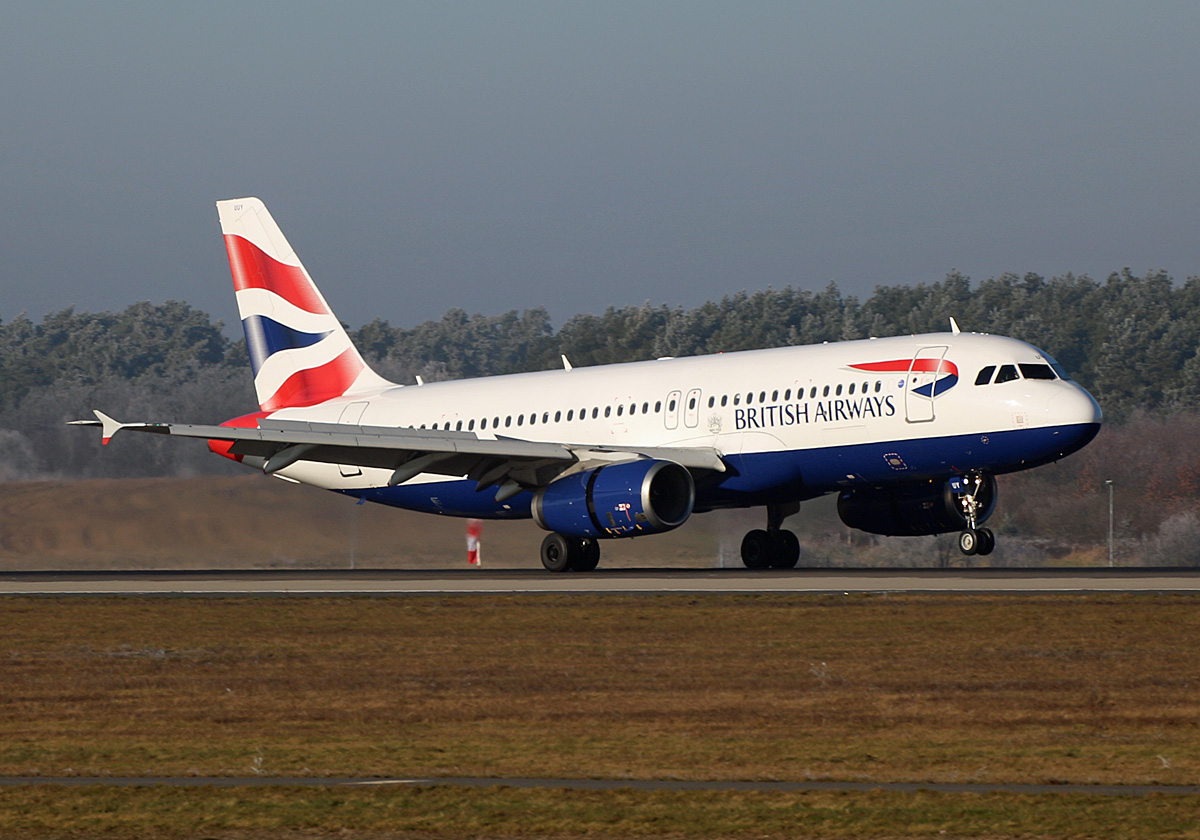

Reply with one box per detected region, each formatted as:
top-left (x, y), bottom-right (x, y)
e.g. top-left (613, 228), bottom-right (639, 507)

top-left (994, 364), bottom-right (1019, 384)
top-left (974, 366), bottom-right (996, 385)
top-left (1019, 363), bottom-right (1057, 380)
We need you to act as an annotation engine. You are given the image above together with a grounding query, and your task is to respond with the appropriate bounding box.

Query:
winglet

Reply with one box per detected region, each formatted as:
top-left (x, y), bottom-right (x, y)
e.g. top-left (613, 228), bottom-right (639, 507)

top-left (65, 410), bottom-right (155, 445)
top-left (91, 410), bottom-right (125, 445)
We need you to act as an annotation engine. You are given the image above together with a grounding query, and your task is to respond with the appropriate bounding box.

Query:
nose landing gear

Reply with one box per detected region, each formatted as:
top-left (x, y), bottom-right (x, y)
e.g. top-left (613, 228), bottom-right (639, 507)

top-left (954, 474), bottom-right (995, 556)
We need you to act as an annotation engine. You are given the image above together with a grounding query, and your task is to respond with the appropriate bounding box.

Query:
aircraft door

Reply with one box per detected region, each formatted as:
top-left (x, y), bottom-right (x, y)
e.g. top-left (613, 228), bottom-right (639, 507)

top-left (664, 390), bottom-right (682, 430)
top-left (337, 402), bottom-right (369, 476)
top-left (904, 346), bottom-right (948, 423)
top-left (684, 388), bottom-right (702, 428)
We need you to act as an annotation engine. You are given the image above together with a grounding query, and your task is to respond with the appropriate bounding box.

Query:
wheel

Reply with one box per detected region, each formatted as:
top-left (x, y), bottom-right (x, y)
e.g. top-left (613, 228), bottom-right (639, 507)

top-left (975, 527), bottom-right (995, 556)
top-left (540, 533), bottom-right (574, 572)
top-left (741, 529), bottom-right (773, 569)
top-left (572, 537), bottom-right (601, 571)
top-left (769, 530), bottom-right (801, 569)
top-left (958, 528), bottom-right (979, 556)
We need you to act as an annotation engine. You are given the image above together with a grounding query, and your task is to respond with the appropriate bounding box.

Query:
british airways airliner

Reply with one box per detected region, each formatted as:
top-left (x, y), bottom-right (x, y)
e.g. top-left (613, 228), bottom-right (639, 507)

top-left (75, 198), bottom-right (1102, 571)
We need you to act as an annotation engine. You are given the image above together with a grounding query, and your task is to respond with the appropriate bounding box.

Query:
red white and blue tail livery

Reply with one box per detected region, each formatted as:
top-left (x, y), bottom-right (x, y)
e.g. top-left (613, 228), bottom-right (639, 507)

top-left (218, 198), bottom-right (390, 411)
top-left (74, 198), bottom-right (1103, 569)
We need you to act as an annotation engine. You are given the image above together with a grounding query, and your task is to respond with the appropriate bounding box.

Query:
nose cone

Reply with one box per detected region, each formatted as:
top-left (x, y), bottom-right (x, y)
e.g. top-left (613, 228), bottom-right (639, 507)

top-left (1044, 383), bottom-right (1102, 458)
top-left (1048, 382), bottom-right (1103, 426)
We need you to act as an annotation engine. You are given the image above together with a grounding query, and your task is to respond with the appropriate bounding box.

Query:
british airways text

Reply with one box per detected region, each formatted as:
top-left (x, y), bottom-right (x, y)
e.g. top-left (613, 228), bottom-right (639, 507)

top-left (734, 395), bottom-right (896, 430)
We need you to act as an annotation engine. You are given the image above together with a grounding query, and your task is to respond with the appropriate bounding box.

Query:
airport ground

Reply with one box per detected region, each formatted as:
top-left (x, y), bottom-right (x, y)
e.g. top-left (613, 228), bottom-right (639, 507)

top-left (3, 478), bottom-right (1198, 837)
top-left (2, 593), bottom-right (1200, 838)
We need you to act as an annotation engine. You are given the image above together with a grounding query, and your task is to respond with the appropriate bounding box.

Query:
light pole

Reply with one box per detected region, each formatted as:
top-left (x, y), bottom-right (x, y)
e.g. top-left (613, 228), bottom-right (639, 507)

top-left (1105, 480), bottom-right (1114, 567)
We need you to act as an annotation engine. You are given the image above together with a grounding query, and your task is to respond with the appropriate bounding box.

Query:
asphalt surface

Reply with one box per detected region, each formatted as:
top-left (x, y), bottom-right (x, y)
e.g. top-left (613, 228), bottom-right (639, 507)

top-left (1, 567), bottom-right (1199, 596)
top-left (0, 775), bottom-right (1196, 796)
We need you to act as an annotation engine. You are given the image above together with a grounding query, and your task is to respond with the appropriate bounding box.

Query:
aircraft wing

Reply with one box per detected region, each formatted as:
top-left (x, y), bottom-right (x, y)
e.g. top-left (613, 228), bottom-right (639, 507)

top-left (71, 411), bottom-right (725, 501)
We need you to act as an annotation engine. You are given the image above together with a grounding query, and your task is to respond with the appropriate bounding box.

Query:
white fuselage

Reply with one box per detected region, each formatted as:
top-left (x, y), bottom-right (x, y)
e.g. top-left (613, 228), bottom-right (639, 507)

top-left (262, 331), bottom-right (1101, 517)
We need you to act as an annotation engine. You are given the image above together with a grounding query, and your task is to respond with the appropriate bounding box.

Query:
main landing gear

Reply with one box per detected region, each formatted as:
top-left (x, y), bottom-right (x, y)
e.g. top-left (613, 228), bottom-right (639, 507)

top-left (540, 533), bottom-right (601, 572)
top-left (741, 502), bottom-right (802, 569)
top-left (955, 473), bottom-right (995, 557)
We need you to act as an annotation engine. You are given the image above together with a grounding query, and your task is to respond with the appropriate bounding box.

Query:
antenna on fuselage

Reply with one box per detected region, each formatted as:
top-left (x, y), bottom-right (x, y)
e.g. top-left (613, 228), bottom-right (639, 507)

top-left (949, 317), bottom-right (961, 335)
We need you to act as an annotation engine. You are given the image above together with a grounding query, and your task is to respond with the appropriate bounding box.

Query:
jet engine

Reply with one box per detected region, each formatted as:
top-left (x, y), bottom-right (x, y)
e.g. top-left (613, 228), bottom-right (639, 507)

top-left (837, 475), bottom-right (997, 536)
top-left (532, 459), bottom-right (695, 539)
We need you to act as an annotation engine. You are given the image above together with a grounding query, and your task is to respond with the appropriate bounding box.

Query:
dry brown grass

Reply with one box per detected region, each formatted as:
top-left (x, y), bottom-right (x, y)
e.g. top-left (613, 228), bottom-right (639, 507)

top-left (3, 785), bottom-right (1200, 840)
top-left (1, 594), bottom-right (1198, 787)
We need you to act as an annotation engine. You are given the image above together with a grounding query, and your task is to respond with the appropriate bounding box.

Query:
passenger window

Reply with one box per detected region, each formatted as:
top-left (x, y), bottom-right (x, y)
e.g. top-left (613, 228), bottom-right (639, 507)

top-left (642, 402), bottom-right (650, 413)
top-left (823, 385), bottom-right (830, 397)
top-left (974, 366), bottom-right (996, 386)
top-left (875, 381), bottom-right (881, 392)
top-left (1020, 364), bottom-right (1056, 380)
top-left (567, 410), bottom-right (574, 421)
top-left (836, 384), bottom-right (843, 396)
top-left (469, 419), bottom-right (475, 431)
top-left (995, 365), bottom-right (1019, 384)
top-left (707, 396), bottom-right (714, 408)
top-left (554, 411), bottom-right (561, 422)
top-left (746, 392), bottom-right (754, 404)
top-left (810, 387), bottom-right (817, 398)
top-left (784, 389), bottom-right (791, 400)
top-left (456, 421), bottom-right (463, 431)
top-left (517, 415), bottom-right (524, 426)
top-left (616, 405), bottom-right (623, 416)
top-left (772, 390), bottom-right (779, 401)
top-left (655, 401), bottom-right (662, 412)
top-left (668, 399), bottom-right (677, 411)
top-left (592, 407), bottom-right (599, 419)
top-left (688, 397), bottom-right (696, 410)
top-left (721, 395), bottom-right (728, 407)
top-left (759, 391), bottom-right (766, 403)
top-left (505, 416), bottom-right (512, 427)
top-left (848, 383), bottom-right (856, 395)
top-left (605, 406), bottom-right (611, 417)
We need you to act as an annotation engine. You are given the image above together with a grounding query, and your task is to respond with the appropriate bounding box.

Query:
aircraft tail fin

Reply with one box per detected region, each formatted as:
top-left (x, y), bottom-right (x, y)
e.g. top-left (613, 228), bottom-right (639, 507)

top-left (216, 198), bottom-right (392, 412)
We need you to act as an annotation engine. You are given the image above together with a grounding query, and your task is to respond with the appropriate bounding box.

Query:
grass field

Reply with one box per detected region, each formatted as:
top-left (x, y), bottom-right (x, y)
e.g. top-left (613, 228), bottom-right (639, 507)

top-left (2, 593), bottom-right (1199, 837)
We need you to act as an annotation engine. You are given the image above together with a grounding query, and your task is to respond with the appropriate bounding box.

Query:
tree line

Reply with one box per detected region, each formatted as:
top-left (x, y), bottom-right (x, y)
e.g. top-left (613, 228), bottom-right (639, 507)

top-left (1, 269), bottom-right (1198, 494)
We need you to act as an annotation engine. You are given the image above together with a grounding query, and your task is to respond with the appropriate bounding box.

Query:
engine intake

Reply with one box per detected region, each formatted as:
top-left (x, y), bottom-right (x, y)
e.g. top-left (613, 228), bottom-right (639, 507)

top-left (837, 475), bottom-right (997, 536)
top-left (532, 459), bottom-right (695, 539)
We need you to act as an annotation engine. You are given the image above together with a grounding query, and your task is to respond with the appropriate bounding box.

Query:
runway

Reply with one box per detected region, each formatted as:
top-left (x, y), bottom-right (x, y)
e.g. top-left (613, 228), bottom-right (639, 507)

top-left (2, 567), bottom-right (1199, 596)
top-left (0, 775), bottom-right (1197, 797)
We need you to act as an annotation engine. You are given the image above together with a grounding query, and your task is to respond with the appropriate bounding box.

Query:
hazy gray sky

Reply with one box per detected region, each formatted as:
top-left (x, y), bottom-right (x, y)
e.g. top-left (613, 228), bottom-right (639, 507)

top-left (3, 2), bottom-right (1199, 330)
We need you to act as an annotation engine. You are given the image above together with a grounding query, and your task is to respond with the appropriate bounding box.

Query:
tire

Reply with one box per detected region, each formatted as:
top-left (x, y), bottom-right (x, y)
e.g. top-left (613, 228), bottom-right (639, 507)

top-left (958, 529), bottom-right (979, 556)
top-left (976, 527), bottom-right (995, 556)
top-left (770, 530), bottom-right (801, 569)
top-left (572, 537), bottom-right (601, 571)
top-left (741, 529), bottom-right (773, 569)
top-left (540, 533), bottom-right (574, 572)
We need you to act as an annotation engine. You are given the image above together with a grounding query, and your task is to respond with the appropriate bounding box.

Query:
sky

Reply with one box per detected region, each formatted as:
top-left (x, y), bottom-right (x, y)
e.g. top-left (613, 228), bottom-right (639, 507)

top-left (3, 2), bottom-right (1199, 332)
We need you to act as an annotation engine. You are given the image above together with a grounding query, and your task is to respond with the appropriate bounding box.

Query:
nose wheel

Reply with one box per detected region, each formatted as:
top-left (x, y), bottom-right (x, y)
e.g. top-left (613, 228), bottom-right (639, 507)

top-left (958, 527), bottom-right (995, 556)
top-left (955, 474), bottom-right (995, 556)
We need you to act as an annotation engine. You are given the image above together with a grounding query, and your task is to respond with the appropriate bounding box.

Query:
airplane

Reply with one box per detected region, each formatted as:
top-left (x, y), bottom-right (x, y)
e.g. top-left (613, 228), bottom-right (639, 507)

top-left (73, 197), bottom-right (1103, 571)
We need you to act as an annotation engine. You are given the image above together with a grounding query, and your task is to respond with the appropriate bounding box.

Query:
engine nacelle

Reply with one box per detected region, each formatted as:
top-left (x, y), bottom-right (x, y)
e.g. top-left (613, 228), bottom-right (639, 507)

top-left (532, 459), bottom-right (695, 539)
top-left (837, 475), bottom-right (997, 536)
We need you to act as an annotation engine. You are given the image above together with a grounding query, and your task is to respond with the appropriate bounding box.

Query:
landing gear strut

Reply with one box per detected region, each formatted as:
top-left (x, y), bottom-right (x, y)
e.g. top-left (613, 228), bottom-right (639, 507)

top-left (955, 474), bottom-right (995, 556)
top-left (540, 533), bottom-right (601, 572)
top-left (741, 502), bottom-right (802, 569)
